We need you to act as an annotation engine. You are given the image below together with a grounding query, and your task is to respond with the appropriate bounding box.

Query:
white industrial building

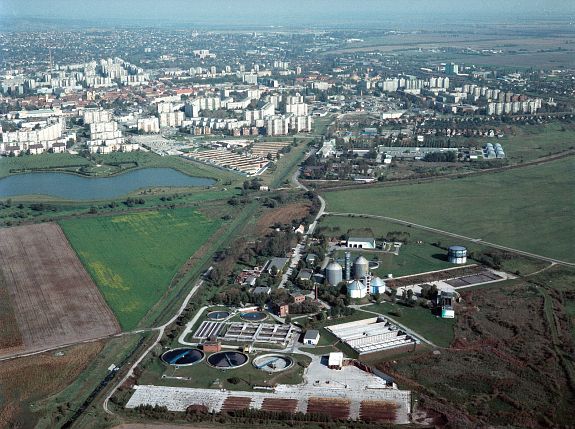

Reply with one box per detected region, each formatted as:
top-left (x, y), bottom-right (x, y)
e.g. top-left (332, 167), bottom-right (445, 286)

top-left (346, 237), bottom-right (376, 249)
top-left (326, 317), bottom-right (417, 355)
top-left (303, 330), bottom-right (320, 346)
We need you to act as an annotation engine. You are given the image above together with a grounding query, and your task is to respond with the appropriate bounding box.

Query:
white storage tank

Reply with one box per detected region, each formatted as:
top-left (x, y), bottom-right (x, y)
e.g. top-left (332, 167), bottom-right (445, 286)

top-left (347, 280), bottom-right (367, 299)
top-left (448, 245), bottom-right (467, 264)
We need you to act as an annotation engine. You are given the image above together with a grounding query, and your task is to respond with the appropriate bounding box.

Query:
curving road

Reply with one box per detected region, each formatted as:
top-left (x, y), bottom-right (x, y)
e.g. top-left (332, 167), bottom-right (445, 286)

top-left (103, 277), bottom-right (206, 415)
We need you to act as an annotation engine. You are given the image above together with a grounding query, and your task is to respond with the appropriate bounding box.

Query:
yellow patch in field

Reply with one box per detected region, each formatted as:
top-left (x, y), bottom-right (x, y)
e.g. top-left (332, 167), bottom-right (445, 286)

top-left (110, 211), bottom-right (161, 224)
top-left (89, 261), bottom-right (129, 291)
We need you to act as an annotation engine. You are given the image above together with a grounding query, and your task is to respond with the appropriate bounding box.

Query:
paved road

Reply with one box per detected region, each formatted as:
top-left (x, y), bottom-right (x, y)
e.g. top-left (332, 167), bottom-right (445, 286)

top-left (326, 212), bottom-right (575, 268)
top-left (103, 277), bottom-right (206, 415)
top-left (277, 156), bottom-right (326, 289)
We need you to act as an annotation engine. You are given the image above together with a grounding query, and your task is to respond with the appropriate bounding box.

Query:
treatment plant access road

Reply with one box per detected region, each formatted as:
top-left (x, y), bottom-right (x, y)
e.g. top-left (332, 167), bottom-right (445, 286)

top-left (277, 159), bottom-right (326, 290)
top-left (103, 276), bottom-right (207, 415)
top-left (325, 212), bottom-right (575, 268)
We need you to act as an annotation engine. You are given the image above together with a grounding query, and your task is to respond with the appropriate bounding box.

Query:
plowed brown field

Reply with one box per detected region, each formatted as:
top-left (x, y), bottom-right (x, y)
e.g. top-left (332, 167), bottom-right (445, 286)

top-left (0, 223), bottom-right (120, 357)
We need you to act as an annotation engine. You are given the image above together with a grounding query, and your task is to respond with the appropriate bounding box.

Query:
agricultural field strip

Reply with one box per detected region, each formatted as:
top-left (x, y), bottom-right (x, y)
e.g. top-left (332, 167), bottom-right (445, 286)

top-left (0, 223), bottom-right (120, 357)
top-left (325, 212), bottom-right (575, 267)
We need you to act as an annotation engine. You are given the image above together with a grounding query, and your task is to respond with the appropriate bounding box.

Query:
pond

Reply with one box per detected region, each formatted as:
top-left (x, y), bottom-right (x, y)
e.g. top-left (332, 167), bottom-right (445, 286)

top-left (0, 168), bottom-right (215, 200)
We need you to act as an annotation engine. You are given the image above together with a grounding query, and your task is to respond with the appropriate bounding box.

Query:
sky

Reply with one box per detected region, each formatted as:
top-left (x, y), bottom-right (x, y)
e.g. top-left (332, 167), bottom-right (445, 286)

top-left (1, 0), bottom-right (574, 29)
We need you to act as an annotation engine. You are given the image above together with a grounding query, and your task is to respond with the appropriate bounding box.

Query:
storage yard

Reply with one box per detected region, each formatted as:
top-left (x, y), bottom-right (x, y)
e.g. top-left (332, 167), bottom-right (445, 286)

top-left (183, 149), bottom-right (269, 175)
top-left (126, 355), bottom-right (411, 424)
top-left (250, 141), bottom-right (292, 159)
top-left (0, 223), bottom-right (120, 357)
top-left (326, 317), bottom-right (418, 355)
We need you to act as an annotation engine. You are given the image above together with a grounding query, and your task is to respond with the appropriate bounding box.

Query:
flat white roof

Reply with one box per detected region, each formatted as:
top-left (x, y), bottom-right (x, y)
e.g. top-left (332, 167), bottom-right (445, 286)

top-left (328, 351), bottom-right (344, 367)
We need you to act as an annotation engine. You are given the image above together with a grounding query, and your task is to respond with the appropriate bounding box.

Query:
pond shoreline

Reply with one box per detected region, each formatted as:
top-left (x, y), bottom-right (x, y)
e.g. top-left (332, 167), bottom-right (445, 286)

top-left (0, 168), bottom-right (216, 201)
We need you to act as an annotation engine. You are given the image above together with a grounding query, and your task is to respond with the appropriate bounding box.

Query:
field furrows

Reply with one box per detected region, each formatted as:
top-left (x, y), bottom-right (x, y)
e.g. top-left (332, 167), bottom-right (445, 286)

top-left (0, 223), bottom-right (120, 357)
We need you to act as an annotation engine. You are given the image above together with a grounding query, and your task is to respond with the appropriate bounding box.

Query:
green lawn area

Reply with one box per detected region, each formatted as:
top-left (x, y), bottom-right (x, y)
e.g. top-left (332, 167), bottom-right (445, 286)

top-left (261, 141), bottom-right (309, 188)
top-left (364, 302), bottom-right (455, 348)
top-left (322, 214), bottom-right (462, 277)
top-left (499, 123), bottom-right (575, 163)
top-left (0, 153), bottom-right (91, 178)
top-left (60, 207), bottom-right (223, 330)
top-left (311, 114), bottom-right (334, 136)
top-left (320, 214), bottom-right (549, 276)
top-left (332, 245), bottom-right (455, 278)
top-left (322, 157), bottom-right (575, 262)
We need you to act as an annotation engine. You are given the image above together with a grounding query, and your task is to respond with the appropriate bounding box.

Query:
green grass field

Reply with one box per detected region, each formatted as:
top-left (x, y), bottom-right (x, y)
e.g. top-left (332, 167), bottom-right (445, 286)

top-left (365, 302), bottom-right (455, 347)
top-left (322, 157), bottom-right (575, 262)
top-left (0, 153), bottom-right (91, 178)
top-left (321, 214), bottom-right (459, 278)
top-left (499, 123), bottom-right (575, 162)
top-left (60, 208), bottom-right (223, 330)
top-left (320, 214), bottom-right (549, 276)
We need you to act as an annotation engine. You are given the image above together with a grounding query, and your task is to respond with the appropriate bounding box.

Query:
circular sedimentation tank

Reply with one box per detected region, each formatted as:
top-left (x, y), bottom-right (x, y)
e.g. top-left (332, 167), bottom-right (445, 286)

top-left (161, 348), bottom-right (205, 366)
top-left (252, 354), bottom-right (294, 373)
top-left (239, 311), bottom-right (267, 322)
top-left (207, 351), bottom-right (249, 369)
top-left (207, 310), bottom-right (230, 320)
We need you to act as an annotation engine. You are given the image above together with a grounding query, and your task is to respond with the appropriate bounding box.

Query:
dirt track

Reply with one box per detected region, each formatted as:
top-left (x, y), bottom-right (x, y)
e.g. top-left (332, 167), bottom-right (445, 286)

top-left (0, 223), bottom-right (120, 358)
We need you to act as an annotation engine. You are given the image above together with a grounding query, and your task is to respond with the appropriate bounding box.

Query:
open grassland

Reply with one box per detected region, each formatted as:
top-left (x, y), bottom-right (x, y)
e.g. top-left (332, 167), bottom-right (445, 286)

top-left (499, 122), bottom-right (575, 162)
top-left (311, 114), bottom-right (334, 136)
top-left (60, 208), bottom-right (223, 330)
top-left (261, 141), bottom-right (309, 188)
top-left (0, 342), bottom-right (104, 429)
top-left (34, 333), bottom-right (151, 429)
top-left (0, 153), bottom-right (91, 178)
top-left (320, 214), bottom-right (549, 276)
top-left (322, 157), bottom-right (575, 262)
top-left (0, 223), bottom-right (120, 357)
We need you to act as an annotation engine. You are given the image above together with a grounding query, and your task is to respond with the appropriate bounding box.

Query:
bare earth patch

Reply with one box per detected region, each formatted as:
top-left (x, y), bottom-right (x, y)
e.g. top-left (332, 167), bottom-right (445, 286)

top-left (0, 341), bottom-right (104, 428)
top-left (0, 223), bottom-right (120, 357)
top-left (255, 202), bottom-right (311, 235)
